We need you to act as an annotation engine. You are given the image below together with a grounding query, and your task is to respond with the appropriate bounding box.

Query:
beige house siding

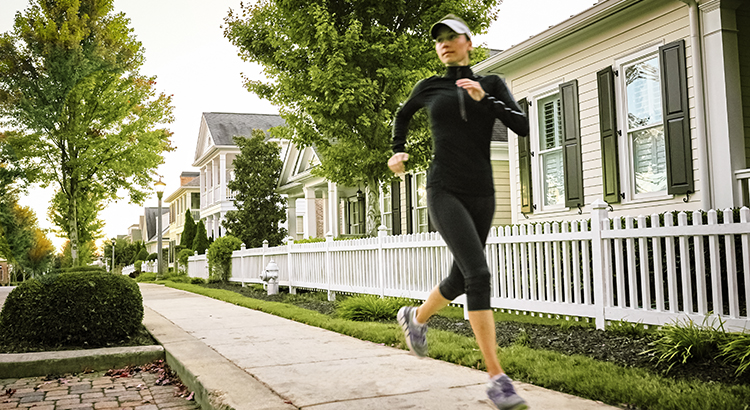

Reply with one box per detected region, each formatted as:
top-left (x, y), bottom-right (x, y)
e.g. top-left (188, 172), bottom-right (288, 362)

top-left (492, 1), bottom-right (698, 222)
top-left (491, 159), bottom-right (512, 226)
top-left (739, 4), bottom-right (750, 169)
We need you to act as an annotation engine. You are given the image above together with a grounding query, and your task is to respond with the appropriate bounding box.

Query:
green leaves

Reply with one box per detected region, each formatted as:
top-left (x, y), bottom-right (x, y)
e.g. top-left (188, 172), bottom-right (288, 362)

top-left (0, 0), bottom-right (175, 265)
top-left (224, 0), bottom-right (499, 234)
top-left (223, 132), bottom-right (287, 248)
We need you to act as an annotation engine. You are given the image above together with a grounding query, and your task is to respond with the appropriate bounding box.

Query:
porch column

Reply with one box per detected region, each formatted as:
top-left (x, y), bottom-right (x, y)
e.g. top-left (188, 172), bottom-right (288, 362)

top-left (199, 166), bottom-right (205, 211)
top-left (328, 181), bottom-right (339, 236)
top-left (701, 0), bottom-right (746, 208)
top-left (287, 197), bottom-right (298, 240)
top-left (219, 153), bottom-right (227, 202)
top-left (304, 187), bottom-right (317, 239)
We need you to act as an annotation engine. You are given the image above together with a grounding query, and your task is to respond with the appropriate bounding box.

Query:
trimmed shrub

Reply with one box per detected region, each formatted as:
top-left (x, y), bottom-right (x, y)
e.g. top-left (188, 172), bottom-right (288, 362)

top-left (193, 221), bottom-right (209, 255)
top-left (207, 235), bottom-right (243, 283)
top-left (190, 277), bottom-right (205, 285)
top-left (0, 270), bottom-right (143, 346)
top-left (135, 272), bottom-right (157, 282)
top-left (146, 253), bottom-right (158, 261)
top-left (177, 248), bottom-right (194, 274)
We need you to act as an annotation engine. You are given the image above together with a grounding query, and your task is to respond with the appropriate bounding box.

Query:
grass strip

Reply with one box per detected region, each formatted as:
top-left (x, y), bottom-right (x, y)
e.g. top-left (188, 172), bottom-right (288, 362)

top-left (163, 282), bottom-right (750, 410)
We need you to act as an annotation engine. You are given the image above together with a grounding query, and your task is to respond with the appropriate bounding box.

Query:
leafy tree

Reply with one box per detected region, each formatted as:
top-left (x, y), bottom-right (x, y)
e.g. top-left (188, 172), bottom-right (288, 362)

top-left (60, 240), bottom-right (95, 268)
top-left (0, 0), bottom-right (175, 266)
top-left (26, 228), bottom-right (55, 276)
top-left (193, 221), bottom-right (209, 255)
top-left (223, 132), bottom-right (287, 247)
top-left (177, 248), bottom-right (195, 274)
top-left (207, 235), bottom-right (243, 283)
top-left (224, 0), bottom-right (499, 235)
top-left (180, 209), bottom-right (197, 249)
top-left (135, 248), bottom-right (149, 262)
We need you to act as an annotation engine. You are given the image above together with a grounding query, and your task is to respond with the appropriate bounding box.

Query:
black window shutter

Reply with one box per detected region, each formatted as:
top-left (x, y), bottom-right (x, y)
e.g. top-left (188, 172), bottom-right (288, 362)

top-left (404, 174), bottom-right (413, 234)
top-left (517, 98), bottom-right (533, 214)
top-left (660, 39), bottom-right (693, 195)
top-left (391, 180), bottom-right (401, 235)
top-left (560, 80), bottom-right (584, 208)
top-left (597, 66), bottom-right (621, 204)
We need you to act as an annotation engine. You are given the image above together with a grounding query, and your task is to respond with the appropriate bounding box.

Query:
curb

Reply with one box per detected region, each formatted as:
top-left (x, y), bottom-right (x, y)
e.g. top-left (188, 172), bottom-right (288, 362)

top-left (0, 345), bottom-right (165, 378)
top-left (142, 306), bottom-right (295, 410)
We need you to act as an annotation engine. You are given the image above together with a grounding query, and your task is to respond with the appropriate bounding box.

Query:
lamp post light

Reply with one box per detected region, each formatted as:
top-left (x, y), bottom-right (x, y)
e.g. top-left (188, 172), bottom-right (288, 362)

top-left (111, 238), bottom-right (116, 273)
top-left (155, 178), bottom-right (167, 280)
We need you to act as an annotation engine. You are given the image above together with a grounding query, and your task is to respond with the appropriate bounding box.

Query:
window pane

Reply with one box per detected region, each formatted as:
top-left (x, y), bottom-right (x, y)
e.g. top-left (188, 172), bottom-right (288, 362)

top-left (417, 209), bottom-right (428, 233)
top-left (631, 125), bottom-right (667, 194)
top-left (542, 149), bottom-right (565, 206)
top-left (625, 56), bottom-right (662, 129)
top-left (538, 94), bottom-right (562, 150)
top-left (416, 174), bottom-right (427, 207)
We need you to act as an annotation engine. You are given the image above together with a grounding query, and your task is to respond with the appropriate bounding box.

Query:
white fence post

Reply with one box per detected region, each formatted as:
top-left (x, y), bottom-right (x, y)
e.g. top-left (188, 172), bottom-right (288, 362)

top-left (325, 231), bottom-right (335, 301)
top-left (378, 225), bottom-right (387, 298)
top-left (261, 240), bottom-right (268, 290)
top-left (287, 237), bottom-right (296, 295)
top-left (590, 199), bottom-right (609, 330)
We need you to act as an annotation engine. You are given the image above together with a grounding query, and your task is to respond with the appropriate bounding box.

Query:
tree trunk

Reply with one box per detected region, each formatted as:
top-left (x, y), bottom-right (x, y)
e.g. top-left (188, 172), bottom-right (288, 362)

top-left (68, 190), bottom-right (79, 267)
top-left (365, 177), bottom-right (381, 237)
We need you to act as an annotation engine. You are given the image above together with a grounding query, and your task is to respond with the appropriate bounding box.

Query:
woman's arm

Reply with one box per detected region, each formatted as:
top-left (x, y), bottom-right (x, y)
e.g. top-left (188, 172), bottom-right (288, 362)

top-left (482, 76), bottom-right (529, 137)
top-left (392, 80), bottom-right (427, 153)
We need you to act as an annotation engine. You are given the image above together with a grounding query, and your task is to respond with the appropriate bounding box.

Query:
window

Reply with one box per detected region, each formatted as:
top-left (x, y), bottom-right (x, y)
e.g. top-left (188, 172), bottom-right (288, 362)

top-left (519, 80), bottom-right (582, 214)
top-left (414, 173), bottom-right (429, 233)
top-left (623, 54), bottom-right (667, 197)
top-left (537, 93), bottom-right (565, 208)
top-left (381, 185), bottom-right (393, 235)
top-left (191, 193), bottom-right (201, 209)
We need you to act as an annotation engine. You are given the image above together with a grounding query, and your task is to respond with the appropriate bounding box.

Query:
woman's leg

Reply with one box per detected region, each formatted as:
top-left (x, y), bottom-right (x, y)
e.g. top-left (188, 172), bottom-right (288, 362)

top-left (425, 189), bottom-right (502, 373)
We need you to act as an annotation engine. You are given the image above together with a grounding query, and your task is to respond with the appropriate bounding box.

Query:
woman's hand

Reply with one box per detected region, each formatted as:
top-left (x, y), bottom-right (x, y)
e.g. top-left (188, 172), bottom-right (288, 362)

top-left (456, 79), bottom-right (486, 101)
top-left (388, 152), bottom-right (410, 174)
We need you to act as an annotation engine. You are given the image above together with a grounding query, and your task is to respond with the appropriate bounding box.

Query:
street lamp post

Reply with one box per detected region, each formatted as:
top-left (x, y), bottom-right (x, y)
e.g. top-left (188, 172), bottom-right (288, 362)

top-left (155, 178), bottom-right (167, 280)
top-left (111, 238), bottom-right (116, 273)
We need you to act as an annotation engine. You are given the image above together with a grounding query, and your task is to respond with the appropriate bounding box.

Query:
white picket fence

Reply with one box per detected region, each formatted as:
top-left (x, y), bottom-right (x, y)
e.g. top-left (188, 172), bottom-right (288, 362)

top-left (122, 261), bottom-right (158, 276)
top-left (187, 199), bottom-right (750, 331)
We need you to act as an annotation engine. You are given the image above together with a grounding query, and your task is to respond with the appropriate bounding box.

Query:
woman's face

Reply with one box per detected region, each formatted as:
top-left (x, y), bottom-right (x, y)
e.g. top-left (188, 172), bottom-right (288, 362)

top-left (434, 26), bottom-right (472, 66)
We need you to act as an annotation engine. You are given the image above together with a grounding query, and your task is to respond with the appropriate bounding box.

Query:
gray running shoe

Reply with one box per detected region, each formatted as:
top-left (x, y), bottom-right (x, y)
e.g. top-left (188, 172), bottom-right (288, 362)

top-left (397, 306), bottom-right (428, 357)
top-left (487, 374), bottom-right (528, 410)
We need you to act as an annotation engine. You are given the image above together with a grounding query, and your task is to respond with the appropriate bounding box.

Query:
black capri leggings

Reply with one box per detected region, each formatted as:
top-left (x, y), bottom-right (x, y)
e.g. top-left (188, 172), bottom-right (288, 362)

top-left (427, 187), bottom-right (495, 311)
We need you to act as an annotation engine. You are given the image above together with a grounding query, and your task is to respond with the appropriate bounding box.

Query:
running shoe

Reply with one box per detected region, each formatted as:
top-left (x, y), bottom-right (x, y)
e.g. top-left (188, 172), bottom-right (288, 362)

top-left (487, 374), bottom-right (528, 410)
top-left (397, 306), bottom-right (428, 357)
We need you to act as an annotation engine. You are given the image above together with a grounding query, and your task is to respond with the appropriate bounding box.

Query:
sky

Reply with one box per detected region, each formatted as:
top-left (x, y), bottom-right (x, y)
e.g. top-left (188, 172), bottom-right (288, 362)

top-left (1, 0), bottom-right (597, 253)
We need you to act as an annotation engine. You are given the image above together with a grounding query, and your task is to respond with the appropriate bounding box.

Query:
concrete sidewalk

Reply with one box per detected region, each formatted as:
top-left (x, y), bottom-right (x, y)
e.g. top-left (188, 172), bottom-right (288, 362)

top-left (140, 284), bottom-right (617, 410)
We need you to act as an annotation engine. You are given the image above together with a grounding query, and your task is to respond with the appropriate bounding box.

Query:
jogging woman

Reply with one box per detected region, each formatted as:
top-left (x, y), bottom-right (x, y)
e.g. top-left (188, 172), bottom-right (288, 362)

top-left (390, 14), bottom-right (530, 410)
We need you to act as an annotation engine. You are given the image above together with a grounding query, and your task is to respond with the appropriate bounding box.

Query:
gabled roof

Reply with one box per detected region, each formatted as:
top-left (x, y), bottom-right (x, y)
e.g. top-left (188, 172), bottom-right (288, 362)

top-left (204, 112), bottom-right (285, 146)
top-left (194, 112), bottom-right (286, 165)
top-left (144, 207), bottom-right (169, 242)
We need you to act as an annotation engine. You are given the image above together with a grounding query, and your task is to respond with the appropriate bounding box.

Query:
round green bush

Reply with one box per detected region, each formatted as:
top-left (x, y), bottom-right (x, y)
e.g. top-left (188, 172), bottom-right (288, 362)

top-left (0, 270), bottom-right (143, 346)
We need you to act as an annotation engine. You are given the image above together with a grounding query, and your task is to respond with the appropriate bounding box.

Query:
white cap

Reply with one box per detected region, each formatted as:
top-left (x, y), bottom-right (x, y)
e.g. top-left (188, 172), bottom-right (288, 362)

top-left (431, 14), bottom-right (471, 41)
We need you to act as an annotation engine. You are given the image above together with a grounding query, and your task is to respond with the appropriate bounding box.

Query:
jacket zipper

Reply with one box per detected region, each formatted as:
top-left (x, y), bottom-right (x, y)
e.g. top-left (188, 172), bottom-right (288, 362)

top-left (457, 87), bottom-right (467, 122)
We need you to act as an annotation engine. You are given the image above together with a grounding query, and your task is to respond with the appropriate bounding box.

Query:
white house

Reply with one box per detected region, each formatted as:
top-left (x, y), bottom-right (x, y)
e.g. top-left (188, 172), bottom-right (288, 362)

top-left (193, 112), bottom-right (287, 239)
top-left (165, 171), bottom-right (201, 248)
top-left (474, 0), bottom-right (750, 224)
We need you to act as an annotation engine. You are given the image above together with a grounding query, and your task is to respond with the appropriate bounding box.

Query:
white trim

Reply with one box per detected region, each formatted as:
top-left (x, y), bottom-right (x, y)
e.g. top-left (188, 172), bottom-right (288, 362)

top-left (528, 82), bottom-right (566, 213)
top-left (614, 43), bottom-right (669, 203)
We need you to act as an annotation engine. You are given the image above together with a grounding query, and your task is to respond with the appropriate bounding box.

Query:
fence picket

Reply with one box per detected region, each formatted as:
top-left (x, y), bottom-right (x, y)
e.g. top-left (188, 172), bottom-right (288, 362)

top-left (708, 210), bottom-right (723, 315)
top-left (637, 215), bottom-right (650, 311)
top-left (553, 223), bottom-right (562, 303)
top-left (613, 217), bottom-right (625, 308)
top-left (572, 221), bottom-right (581, 304)
top-left (544, 223), bottom-right (553, 302)
top-left (742, 208), bottom-right (750, 317)
top-left (625, 216), bottom-right (637, 309)
top-left (651, 214), bottom-right (665, 311)
top-left (582, 220), bottom-right (592, 305)
top-left (536, 224), bottom-right (545, 302)
top-left (724, 209), bottom-right (739, 318)
top-left (664, 214), bottom-right (678, 313)
top-left (562, 222), bottom-right (571, 303)
top-left (692, 210), bottom-right (707, 314)
top-left (678, 212), bottom-right (692, 314)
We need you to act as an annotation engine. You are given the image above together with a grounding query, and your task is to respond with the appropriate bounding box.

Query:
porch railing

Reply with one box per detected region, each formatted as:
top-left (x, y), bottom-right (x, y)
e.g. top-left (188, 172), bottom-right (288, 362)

top-left (188, 199), bottom-right (750, 331)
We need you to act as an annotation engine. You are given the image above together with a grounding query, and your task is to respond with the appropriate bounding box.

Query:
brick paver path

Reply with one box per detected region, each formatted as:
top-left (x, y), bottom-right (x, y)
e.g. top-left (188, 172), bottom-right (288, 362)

top-left (0, 371), bottom-right (199, 410)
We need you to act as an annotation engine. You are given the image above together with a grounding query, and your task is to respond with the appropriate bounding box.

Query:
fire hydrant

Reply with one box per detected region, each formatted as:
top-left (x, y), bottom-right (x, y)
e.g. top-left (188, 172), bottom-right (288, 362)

top-left (259, 259), bottom-right (279, 295)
